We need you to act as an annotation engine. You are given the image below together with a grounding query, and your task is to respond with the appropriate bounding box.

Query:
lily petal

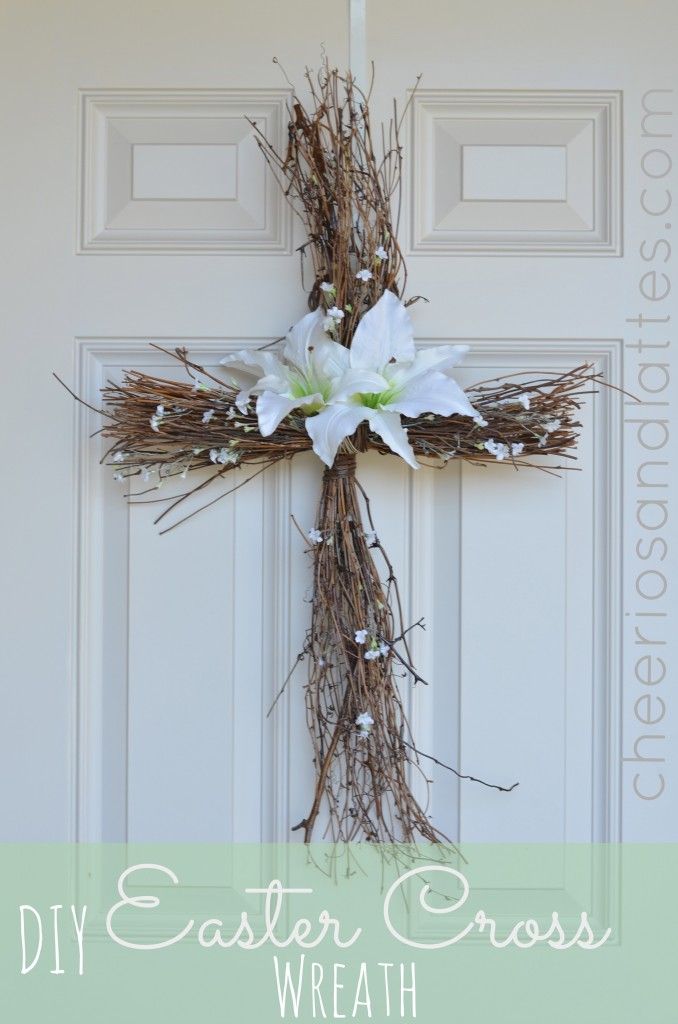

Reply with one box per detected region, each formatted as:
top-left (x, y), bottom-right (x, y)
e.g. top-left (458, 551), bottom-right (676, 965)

top-left (366, 410), bottom-right (419, 469)
top-left (313, 339), bottom-right (351, 379)
top-left (350, 291), bottom-right (416, 369)
top-left (256, 390), bottom-right (324, 436)
top-left (305, 404), bottom-right (366, 467)
top-left (332, 368), bottom-right (389, 401)
top-left (256, 392), bottom-right (300, 435)
top-left (386, 345), bottom-right (470, 387)
top-left (283, 309), bottom-right (327, 369)
top-left (220, 348), bottom-right (286, 380)
top-left (383, 372), bottom-right (478, 420)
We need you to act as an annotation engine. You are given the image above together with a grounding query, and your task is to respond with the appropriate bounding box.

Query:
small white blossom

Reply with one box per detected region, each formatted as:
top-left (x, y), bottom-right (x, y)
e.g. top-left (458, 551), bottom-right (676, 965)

top-left (202, 409), bottom-right (216, 424)
top-left (209, 447), bottom-right (239, 466)
top-left (226, 407), bottom-right (238, 420)
top-left (537, 434), bottom-right (548, 448)
top-left (374, 245), bottom-right (388, 261)
top-left (354, 629), bottom-right (369, 644)
top-left (149, 404), bottom-right (165, 432)
top-left (356, 268), bottom-right (373, 282)
top-left (484, 439), bottom-right (510, 461)
top-left (320, 281), bottom-right (335, 293)
top-left (511, 442), bottom-right (525, 457)
top-left (356, 712), bottom-right (374, 735)
top-left (327, 306), bottom-right (345, 321)
top-left (308, 528), bottom-right (323, 544)
top-left (544, 418), bottom-right (561, 433)
top-left (498, 393), bottom-right (532, 411)
top-left (364, 529), bottom-right (377, 546)
top-left (473, 415), bottom-right (488, 427)
top-left (364, 639), bottom-right (390, 661)
top-left (112, 451), bottom-right (127, 463)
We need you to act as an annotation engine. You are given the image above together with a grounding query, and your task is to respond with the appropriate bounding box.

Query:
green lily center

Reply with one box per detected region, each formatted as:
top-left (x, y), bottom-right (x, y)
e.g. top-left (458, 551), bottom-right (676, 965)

top-left (288, 368), bottom-right (333, 413)
top-left (357, 382), bottom-right (402, 409)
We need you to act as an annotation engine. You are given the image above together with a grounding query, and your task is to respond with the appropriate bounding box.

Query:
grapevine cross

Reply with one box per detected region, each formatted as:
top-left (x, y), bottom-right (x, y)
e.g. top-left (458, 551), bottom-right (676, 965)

top-left (65, 63), bottom-right (601, 844)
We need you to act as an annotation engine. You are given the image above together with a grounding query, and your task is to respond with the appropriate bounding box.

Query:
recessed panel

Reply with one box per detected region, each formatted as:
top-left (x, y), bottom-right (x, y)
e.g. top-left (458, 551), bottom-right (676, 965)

top-left (131, 143), bottom-right (237, 200)
top-left (462, 144), bottom-right (567, 201)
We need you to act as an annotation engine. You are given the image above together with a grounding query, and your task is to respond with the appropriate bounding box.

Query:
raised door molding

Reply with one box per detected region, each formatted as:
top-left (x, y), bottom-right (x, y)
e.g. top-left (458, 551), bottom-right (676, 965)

top-left (78, 89), bottom-right (292, 253)
top-left (409, 90), bottom-right (622, 255)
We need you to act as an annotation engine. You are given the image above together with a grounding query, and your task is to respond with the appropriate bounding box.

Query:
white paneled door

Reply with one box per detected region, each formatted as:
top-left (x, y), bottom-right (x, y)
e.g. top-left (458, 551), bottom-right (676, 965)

top-left (1, 0), bottom-right (676, 851)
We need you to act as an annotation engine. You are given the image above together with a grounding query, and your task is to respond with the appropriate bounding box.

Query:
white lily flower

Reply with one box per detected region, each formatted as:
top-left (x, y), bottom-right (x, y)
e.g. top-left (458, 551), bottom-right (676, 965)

top-left (219, 309), bottom-right (349, 438)
top-left (306, 291), bottom-right (478, 469)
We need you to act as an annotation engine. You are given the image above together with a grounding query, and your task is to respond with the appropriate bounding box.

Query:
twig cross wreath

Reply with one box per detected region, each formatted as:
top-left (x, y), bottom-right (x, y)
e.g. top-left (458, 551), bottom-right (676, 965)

top-left (66, 64), bottom-right (606, 846)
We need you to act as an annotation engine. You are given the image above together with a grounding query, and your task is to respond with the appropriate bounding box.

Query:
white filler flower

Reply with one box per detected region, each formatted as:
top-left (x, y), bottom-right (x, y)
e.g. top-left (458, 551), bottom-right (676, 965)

top-left (356, 712), bottom-right (374, 734)
top-left (306, 291), bottom-right (477, 469)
